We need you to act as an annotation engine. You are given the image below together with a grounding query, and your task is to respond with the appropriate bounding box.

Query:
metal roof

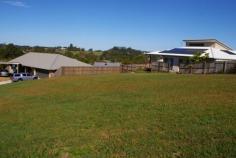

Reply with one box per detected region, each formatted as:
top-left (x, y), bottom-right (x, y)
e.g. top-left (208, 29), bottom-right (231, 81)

top-left (0, 61), bottom-right (20, 65)
top-left (10, 52), bottom-right (91, 70)
top-left (160, 48), bottom-right (207, 55)
top-left (0, 62), bottom-right (9, 65)
top-left (147, 47), bottom-right (236, 60)
top-left (183, 39), bottom-right (232, 50)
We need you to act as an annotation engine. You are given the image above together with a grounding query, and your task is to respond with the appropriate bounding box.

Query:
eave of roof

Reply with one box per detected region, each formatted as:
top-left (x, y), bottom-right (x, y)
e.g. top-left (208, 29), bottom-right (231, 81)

top-left (9, 52), bottom-right (91, 70)
top-left (0, 61), bottom-right (20, 65)
top-left (183, 39), bottom-right (233, 50)
top-left (148, 47), bottom-right (236, 60)
top-left (147, 52), bottom-right (193, 57)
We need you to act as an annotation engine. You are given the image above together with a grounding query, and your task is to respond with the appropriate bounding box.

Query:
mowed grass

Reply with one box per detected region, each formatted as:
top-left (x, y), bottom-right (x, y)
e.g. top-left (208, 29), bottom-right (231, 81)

top-left (0, 73), bottom-right (236, 158)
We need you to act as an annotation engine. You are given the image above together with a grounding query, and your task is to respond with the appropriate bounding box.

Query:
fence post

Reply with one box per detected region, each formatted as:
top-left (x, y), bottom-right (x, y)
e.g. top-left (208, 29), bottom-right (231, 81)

top-left (223, 62), bottom-right (227, 73)
top-left (202, 62), bottom-right (204, 74)
top-left (203, 62), bottom-right (206, 74)
top-left (61, 67), bottom-right (65, 76)
top-left (214, 63), bottom-right (217, 73)
top-left (190, 65), bottom-right (192, 74)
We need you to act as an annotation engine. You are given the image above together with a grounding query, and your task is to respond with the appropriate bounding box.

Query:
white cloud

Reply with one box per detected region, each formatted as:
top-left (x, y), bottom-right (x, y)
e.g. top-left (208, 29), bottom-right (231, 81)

top-left (3, 1), bottom-right (30, 8)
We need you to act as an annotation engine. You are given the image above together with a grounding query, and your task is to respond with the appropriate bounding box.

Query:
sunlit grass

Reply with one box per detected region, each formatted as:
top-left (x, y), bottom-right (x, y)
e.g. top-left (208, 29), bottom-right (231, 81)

top-left (0, 73), bottom-right (235, 158)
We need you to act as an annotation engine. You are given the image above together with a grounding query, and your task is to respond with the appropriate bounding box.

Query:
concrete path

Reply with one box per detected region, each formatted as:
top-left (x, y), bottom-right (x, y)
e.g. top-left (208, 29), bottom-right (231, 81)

top-left (0, 80), bottom-right (12, 85)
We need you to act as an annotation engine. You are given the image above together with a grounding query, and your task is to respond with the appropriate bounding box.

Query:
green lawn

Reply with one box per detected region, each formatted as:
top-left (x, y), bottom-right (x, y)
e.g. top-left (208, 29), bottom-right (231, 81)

top-left (0, 74), bottom-right (236, 158)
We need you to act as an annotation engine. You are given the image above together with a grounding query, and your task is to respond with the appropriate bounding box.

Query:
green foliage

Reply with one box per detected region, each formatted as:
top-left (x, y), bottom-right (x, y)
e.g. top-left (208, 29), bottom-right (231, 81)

top-left (190, 52), bottom-right (210, 63)
top-left (32, 46), bottom-right (46, 52)
top-left (101, 47), bottom-right (147, 64)
top-left (0, 44), bottom-right (24, 60)
top-left (64, 51), bottom-right (74, 58)
top-left (0, 43), bottom-right (148, 64)
top-left (0, 74), bottom-right (235, 157)
top-left (68, 43), bottom-right (80, 51)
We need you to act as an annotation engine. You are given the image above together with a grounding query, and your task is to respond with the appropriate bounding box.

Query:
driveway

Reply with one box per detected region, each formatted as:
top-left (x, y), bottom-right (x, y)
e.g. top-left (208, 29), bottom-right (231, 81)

top-left (0, 80), bottom-right (12, 85)
top-left (0, 77), bottom-right (12, 85)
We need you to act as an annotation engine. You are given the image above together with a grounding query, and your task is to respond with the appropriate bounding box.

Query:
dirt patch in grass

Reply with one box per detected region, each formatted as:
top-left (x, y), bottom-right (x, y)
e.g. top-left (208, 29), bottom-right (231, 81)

top-left (0, 77), bottom-right (10, 82)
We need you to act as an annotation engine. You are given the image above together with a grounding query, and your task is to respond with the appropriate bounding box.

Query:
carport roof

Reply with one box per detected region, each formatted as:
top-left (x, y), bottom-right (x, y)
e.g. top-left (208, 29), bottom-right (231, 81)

top-left (0, 62), bottom-right (9, 64)
top-left (9, 52), bottom-right (91, 70)
top-left (0, 61), bottom-right (20, 65)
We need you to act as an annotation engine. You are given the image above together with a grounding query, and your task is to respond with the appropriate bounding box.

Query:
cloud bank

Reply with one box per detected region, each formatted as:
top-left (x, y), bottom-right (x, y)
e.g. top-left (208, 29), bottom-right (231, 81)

top-left (3, 1), bottom-right (30, 8)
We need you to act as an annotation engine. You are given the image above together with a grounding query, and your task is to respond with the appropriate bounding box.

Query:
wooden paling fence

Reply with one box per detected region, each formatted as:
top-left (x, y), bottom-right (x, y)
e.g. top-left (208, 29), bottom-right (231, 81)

top-left (151, 62), bottom-right (236, 74)
top-left (53, 62), bottom-right (236, 77)
top-left (151, 62), bottom-right (170, 72)
top-left (121, 64), bottom-right (149, 72)
top-left (55, 66), bottom-right (121, 76)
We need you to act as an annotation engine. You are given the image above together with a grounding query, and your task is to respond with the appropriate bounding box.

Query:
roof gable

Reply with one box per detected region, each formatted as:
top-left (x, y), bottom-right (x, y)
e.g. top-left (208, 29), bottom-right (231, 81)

top-left (183, 39), bottom-right (232, 50)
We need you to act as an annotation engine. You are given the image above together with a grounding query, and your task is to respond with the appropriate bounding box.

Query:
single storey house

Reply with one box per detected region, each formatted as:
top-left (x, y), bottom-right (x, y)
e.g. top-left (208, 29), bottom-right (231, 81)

top-left (147, 39), bottom-right (236, 72)
top-left (7, 52), bottom-right (91, 78)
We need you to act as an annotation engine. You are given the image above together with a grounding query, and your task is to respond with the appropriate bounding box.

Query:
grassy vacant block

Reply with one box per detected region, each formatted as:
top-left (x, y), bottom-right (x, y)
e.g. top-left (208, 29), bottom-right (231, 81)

top-left (0, 74), bottom-right (235, 158)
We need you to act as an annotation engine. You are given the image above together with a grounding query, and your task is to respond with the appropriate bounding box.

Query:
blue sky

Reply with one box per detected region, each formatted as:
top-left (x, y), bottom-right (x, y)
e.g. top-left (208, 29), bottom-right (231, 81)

top-left (0, 0), bottom-right (236, 50)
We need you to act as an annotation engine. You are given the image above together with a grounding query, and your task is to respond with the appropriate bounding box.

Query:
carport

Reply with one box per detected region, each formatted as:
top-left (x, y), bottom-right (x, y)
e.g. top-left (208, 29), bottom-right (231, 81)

top-left (0, 62), bottom-right (20, 73)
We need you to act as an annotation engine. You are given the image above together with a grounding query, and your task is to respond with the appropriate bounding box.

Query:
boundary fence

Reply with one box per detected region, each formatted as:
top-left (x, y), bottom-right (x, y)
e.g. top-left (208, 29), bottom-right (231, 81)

top-left (54, 62), bottom-right (236, 77)
top-left (55, 66), bottom-right (121, 76)
top-left (151, 62), bottom-right (236, 74)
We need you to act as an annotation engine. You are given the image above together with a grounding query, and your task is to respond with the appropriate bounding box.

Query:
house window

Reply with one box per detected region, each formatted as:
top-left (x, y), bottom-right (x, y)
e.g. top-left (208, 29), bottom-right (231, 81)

top-left (188, 43), bottom-right (205, 47)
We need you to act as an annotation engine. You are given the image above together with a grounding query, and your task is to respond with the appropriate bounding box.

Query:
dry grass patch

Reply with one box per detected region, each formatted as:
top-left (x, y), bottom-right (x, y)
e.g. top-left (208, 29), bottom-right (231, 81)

top-left (0, 77), bottom-right (10, 82)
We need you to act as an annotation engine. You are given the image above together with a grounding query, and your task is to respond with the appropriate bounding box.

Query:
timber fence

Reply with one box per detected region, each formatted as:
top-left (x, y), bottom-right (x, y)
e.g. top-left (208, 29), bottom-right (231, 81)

top-left (151, 62), bottom-right (236, 74)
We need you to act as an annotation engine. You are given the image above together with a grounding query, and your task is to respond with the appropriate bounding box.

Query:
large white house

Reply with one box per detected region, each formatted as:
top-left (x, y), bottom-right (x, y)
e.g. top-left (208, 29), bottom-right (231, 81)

top-left (147, 39), bottom-right (236, 72)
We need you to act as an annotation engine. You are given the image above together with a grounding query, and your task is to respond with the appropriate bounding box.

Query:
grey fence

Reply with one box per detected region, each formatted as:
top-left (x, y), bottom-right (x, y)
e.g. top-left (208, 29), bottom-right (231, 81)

top-left (121, 64), bottom-right (149, 72)
top-left (55, 66), bottom-right (121, 76)
top-left (152, 62), bottom-right (236, 74)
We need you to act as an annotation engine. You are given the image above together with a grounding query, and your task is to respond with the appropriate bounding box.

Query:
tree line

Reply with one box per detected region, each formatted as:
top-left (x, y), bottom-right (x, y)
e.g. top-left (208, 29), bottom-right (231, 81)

top-left (0, 44), bottom-right (24, 60)
top-left (0, 43), bottom-right (148, 64)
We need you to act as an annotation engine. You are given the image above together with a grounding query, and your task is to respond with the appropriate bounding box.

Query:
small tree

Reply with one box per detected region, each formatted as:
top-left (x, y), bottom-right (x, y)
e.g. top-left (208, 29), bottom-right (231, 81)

top-left (188, 52), bottom-right (209, 74)
top-left (190, 52), bottom-right (209, 63)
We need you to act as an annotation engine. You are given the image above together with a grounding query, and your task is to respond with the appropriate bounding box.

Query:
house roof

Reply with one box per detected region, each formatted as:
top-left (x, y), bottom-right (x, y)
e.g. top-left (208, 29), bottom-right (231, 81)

top-left (147, 47), bottom-right (236, 61)
top-left (0, 62), bottom-right (10, 65)
top-left (183, 39), bottom-right (232, 50)
top-left (0, 61), bottom-right (20, 65)
top-left (10, 52), bottom-right (91, 70)
top-left (160, 48), bottom-right (208, 55)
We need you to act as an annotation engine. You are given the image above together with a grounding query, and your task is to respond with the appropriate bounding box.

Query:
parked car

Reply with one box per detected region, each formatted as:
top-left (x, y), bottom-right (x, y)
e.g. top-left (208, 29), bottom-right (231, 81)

top-left (11, 73), bottom-right (38, 82)
top-left (0, 70), bottom-right (9, 77)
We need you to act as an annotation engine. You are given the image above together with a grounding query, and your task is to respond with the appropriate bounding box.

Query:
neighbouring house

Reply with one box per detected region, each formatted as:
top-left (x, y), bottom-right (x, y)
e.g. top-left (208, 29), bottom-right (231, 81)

top-left (5, 52), bottom-right (91, 78)
top-left (93, 62), bottom-right (121, 67)
top-left (147, 39), bottom-right (236, 72)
